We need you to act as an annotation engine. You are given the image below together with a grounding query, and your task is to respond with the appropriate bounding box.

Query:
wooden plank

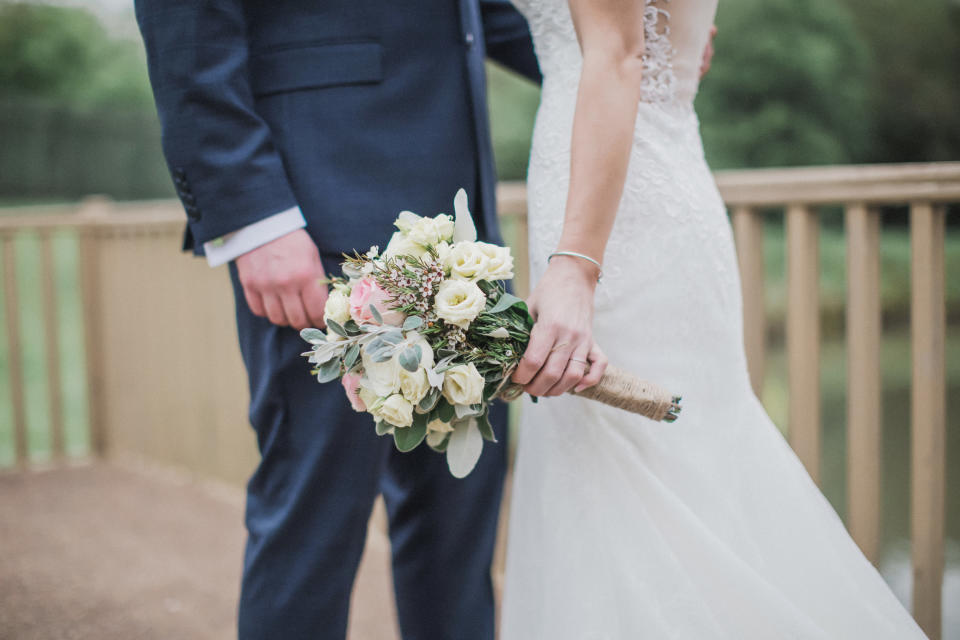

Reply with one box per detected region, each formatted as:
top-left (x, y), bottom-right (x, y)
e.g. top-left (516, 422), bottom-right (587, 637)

top-left (786, 204), bottom-right (821, 484)
top-left (845, 203), bottom-right (882, 564)
top-left (910, 202), bottom-right (946, 639)
top-left (78, 199), bottom-right (110, 456)
top-left (731, 206), bottom-right (766, 397)
top-left (40, 230), bottom-right (66, 460)
top-left (2, 233), bottom-right (29, 466)
top-left (716, 162), bottom-right (960, 207)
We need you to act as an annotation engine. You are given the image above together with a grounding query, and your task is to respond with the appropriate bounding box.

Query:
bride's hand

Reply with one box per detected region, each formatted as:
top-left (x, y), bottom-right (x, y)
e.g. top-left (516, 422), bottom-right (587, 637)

top-left (512, 257), bottom-right (608, 396)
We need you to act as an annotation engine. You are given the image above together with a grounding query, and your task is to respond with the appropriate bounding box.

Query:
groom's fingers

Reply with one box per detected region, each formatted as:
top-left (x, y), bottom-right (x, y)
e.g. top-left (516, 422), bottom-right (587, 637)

top-left (242, 286), bottom-right (266, 318)
top-left (261, 292), bottom-right (289, 327)
top-left (280, 292), bottom-right (309, 331)
top-left (301, 280), bottom-right (328, 329)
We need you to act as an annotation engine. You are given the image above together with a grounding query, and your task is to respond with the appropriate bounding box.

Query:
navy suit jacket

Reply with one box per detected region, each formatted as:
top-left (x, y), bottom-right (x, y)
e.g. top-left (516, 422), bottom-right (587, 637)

top-left (135, 0), bottom-right (540, 258)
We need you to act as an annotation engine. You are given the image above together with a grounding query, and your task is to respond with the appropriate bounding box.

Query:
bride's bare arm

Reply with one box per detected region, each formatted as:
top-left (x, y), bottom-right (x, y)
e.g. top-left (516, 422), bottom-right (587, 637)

top-left (513, 0), bottom-right (645, 397)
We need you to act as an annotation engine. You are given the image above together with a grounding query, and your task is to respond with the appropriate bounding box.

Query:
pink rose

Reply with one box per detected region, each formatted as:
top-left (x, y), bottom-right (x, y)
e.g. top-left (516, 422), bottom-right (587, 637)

top-left (341, 373), bottom-right (366, 412)
top-left (349, 277), bottom-right (406, 326)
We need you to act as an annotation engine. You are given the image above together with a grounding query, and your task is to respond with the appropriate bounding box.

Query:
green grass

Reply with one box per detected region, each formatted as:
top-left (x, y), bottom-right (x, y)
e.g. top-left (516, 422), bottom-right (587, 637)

top-left (0, 231), bottom-right (89, 466)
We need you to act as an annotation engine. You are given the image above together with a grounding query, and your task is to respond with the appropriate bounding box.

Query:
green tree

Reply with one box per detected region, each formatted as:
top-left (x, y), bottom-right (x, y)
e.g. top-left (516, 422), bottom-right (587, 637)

top-left (0, 2), bottom-right (153, 110)
top-left (696, 0), bottom-right (872, 169)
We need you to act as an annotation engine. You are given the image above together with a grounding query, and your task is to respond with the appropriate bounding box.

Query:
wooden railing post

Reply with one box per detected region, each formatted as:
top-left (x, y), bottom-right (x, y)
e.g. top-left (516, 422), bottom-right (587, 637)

top-left (2, 232), bottom-right (29, 467)
top-left (78, 197), bottom-right (111, 457)
top-left (731, 206), bottom-right (766, 397)
top-left (40, 229), bottom-right (66, 460)
top-left (786, 204), bottom-right (821, 485)
top-left (845, 203), bottom-right (882, 565)
top-left (910, 202), bottom-right (946, 639)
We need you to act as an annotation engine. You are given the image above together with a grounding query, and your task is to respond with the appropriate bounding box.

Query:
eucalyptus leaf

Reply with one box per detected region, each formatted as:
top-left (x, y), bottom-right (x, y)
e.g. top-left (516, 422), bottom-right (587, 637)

top-left (455, 403), bottom-right (483, 419)
top-left (446, 418), bottom-right (483, 478)
top-left (372, 350), bottom-right (394, 363)
top-left (398, 345), bottom-right (422, 373)
top-left (300, 328), bottom-right (328, 344)
top-left (487, 292), bottom-right (526, 315)
top-left (343, 320), bottom-right (361, 335)
top-left (394, 415), bottom-right (428, 452)
top-left (316, 358), bottom-right (342, 383)
top-left (403, 316), bottom-right (424, 331)
top-left (369, 304), bottom-right (383, 324)
top-left (436, 398), bottom-right (455, 423)
top-left (418, 387), bottom-right (441, 412)
top-left (476, 411), bottom-right (497, 443)
top-left (381, 329), bottom-right (404, 345)
top-left (326, 319), bottom-right (348, 338)
top-left (376, 420), bottom-right (395, 436)
top-left (343, 343), bottom-right (360, 371)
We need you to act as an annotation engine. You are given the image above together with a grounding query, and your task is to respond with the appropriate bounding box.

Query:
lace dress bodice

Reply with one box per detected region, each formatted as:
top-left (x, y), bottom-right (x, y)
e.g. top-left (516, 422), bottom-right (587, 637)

top-left (512, 0), bottom-right (719, 109)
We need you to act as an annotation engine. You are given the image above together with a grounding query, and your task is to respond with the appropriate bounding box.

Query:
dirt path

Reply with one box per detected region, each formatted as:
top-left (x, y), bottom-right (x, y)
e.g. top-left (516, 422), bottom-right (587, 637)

top-left (0, 463), bottom-right (399, 640)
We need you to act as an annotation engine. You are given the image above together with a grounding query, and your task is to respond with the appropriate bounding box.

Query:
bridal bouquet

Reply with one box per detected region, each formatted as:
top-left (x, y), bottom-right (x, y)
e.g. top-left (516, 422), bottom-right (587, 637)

top-left (302, 190), bottom-right (680, 477)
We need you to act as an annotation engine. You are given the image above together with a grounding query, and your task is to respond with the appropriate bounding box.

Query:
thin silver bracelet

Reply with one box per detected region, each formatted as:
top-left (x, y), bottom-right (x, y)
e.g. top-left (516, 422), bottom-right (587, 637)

top-left (548, 251), bottom-right (603, 282)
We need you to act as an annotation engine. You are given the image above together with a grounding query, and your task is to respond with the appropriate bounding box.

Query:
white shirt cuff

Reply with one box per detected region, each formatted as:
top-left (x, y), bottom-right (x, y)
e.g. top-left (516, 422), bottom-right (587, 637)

top-left (202, 206), bottom-right (306, 267)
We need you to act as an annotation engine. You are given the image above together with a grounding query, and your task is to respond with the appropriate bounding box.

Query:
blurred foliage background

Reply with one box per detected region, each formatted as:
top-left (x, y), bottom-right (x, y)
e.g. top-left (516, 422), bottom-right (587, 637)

top-left (1, 0), bottom-right (959, 200)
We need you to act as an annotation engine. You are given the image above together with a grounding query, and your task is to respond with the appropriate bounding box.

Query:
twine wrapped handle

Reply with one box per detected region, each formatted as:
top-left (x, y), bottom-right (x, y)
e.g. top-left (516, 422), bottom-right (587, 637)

top-left (498, 364), bottom-right (682, 422)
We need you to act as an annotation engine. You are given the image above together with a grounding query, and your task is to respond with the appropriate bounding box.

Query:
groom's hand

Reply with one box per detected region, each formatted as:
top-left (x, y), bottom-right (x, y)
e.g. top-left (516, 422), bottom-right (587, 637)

top-left (235, 229), bottom-right (328, 330)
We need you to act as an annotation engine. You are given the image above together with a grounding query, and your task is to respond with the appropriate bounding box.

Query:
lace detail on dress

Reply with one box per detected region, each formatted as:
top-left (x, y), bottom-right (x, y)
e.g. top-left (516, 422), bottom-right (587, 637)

top-left (640, 1), bottom-right (678, 105)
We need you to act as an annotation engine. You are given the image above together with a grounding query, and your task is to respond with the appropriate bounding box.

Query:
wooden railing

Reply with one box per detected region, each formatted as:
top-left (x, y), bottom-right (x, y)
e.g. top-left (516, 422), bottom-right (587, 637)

top-left (0, 162), bottom-right (956, 638)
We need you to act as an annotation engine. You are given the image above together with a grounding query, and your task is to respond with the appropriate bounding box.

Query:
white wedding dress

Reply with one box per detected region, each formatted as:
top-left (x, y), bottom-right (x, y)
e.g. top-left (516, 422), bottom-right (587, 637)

top-left (501, 1), bottom-right (929, 638)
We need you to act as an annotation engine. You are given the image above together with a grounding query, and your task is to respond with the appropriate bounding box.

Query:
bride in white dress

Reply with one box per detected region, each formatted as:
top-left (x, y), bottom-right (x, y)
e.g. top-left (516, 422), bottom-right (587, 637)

top-left (501, 1), bottom-right (929, 638)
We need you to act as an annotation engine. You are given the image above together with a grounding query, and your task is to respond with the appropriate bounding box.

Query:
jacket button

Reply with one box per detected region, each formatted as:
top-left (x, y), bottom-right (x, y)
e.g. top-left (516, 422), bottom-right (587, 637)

top-left (464, 32), bottom-right (475, 47)
top-left (185, 206), bottom-right (201, 221)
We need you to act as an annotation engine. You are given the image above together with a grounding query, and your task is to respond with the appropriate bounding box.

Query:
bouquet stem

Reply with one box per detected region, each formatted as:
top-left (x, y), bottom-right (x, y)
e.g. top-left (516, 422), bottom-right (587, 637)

top-left (573, 365), bottom-right (682, 422)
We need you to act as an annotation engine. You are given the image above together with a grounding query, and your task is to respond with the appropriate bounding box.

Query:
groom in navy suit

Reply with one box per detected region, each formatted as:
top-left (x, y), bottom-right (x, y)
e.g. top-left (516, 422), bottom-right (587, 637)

top-left (134, 2), bottom-right (539, 638)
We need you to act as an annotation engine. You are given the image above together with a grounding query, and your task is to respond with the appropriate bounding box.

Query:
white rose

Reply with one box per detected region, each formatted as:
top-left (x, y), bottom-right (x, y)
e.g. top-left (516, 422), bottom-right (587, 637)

top-left (444, 242), bottom-right (491, 281)
top-left (358, 386), bottom-right (380, 414)
top-left (399, 368), bottom-right (431, 404)
top-left (379, 394), bottom-right (414, 428)
top-left (384, 231), bottom-right (424, 259)
top-left (361, 351), bottom-right (403, 397)
top-left (441, 363), bottom-right (485, 406)
top-left (393, 211), bottom-right (422, 234)
top-left (406, 214), bottom-right (455, 247)
top-left (323, 289), bottom-right (351, 325)
top-left (475, 242), bottom-right (514, 281)
top-left (434, 279), bottom-right (486, 329)
top-left (432, 241), bottom-right (452, 264)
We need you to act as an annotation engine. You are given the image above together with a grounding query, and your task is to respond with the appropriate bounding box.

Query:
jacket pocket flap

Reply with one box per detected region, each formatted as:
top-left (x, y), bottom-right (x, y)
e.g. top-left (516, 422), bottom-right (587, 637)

top-left (250, 42), bottom-right (383, 96)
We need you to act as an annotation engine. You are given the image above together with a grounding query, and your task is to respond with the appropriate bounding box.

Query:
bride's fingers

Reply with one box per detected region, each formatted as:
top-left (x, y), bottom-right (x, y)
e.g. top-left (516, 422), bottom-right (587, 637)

top-left (544, 344), bottom-right (591, 397)
top-left (524, 344), bottom-right (575, 397)
top-left (512, 323), bottom-right (555, 385)
top-left (575, 342), bottom-right (608, 392)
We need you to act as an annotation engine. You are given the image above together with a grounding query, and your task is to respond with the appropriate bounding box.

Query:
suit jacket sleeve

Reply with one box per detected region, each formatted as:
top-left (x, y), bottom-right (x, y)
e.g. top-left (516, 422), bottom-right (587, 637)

top-left (480, 0), bottom-right (543, 84)
top-left (135, 0), bottom-right (299, 251)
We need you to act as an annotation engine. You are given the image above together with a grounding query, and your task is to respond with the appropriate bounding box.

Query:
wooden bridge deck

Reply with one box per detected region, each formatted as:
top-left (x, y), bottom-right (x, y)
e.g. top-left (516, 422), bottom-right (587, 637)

top-left (0, 463), bottom-right (399, 640)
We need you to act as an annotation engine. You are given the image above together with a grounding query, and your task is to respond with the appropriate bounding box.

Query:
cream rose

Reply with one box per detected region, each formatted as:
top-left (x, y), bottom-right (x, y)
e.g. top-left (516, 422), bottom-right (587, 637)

top-left (379, 394), bottom-right (414, 428)
top-left (397, 334), bottom-right (435, 404)
top-left (384, 231), bottom-right (423, 259)
top-left (406, 214), bottom-right (455, 247)
top-left (361, 351), bottom-right (403, 397)
top-left (444, 242), bottom-right (490, 281)
top-left (441, 363), bottom-right (485, 406)
top-left (427, 417), bottom-right (454, 434)
top-left (323, 289), bottom-right (351, 325)
top-left (358, 386), bottom-right (380, 415)
top-left (475, 242), bottom-right (514, 281)
top-left (434, 279), bottom-right (486, 329)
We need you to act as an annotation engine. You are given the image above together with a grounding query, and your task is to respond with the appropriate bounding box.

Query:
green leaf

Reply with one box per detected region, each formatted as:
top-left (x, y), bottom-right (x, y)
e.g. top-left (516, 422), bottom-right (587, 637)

top-left (398, 345), bottom-right (422, 372)
top-left (381, 329), bottom-right (404, 345)
top-left (476, 411), bottom-right (497, 443)
top-left (343, 343), bottom-right (360, 371)
top-left (369, 304), bottom-right (383, 324)
top-left (487, 292), bottom-right (526, 315)
top-left (418, 387), bottom-right (441, 412)
top-left (436, 398), bottom-right (455, 423)
top-left (394, 415), bottom-right (427, 452)
top-left (343, 320), bottom-right (361, 335)
top-left (403, 316), bottom-right (424, 331)
top-left (376, 420), bottom-right (394, 436)
top-left (326, 319), bottom-right (348, 338)
top-left (300, 328), bottom-right (327, 344)
top-left (446, 418), bottom-right (483, 478)
top-left (316, 357), bottom-right (341, 383)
